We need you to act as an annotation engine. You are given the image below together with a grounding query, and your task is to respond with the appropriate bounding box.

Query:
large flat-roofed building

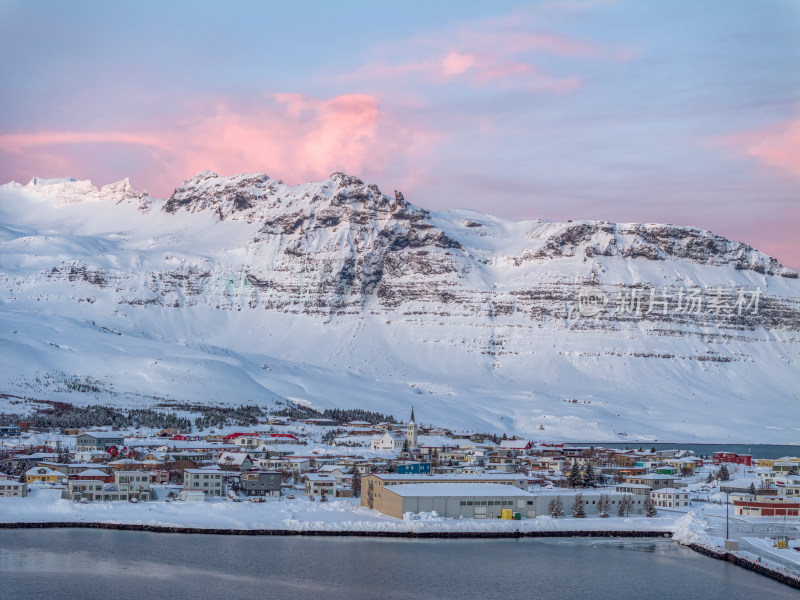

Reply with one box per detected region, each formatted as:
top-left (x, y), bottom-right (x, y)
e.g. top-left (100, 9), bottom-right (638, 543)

top-left (362, 472), bottom-right (527, 508)
top-left (367, 483), bottom-right (635, 519)
top-left (375, 483), bottom-right (535, 519)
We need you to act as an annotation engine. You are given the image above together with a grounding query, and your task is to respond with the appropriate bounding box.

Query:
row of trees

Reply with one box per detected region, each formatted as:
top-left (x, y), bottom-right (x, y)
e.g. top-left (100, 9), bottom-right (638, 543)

top-left (20, 402), bottom-right (191, 432)
top-left (548, 493), bottom-right (657, 518)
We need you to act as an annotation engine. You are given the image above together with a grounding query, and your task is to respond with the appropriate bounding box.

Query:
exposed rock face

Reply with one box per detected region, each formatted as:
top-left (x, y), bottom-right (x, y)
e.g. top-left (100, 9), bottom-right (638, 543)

top-left (1, 171), bottom-right (798, 441)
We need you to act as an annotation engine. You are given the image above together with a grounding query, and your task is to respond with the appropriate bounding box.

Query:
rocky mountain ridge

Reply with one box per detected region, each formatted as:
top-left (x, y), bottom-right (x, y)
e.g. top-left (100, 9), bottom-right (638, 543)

top-left (0, 172), bottom-right (798, 442)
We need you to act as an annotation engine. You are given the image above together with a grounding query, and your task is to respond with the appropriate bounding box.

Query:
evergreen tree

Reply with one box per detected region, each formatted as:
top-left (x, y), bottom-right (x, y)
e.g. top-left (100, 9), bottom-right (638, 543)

top-left (748, 482), bottom-right (757, 496)
top-left (57, 447), bottom-right (71, 464)
top-left (644, 496), bottom-right (657, 517)
top-left (617, 497), bottom-right (627, 517)
top-left (15, 459), bottom-right (31, 477)
top-left (582, 463), bottom-right (596, 488)
top-left (568, 460), bottom-right (582, 489)
top-left (548, 497), bottom-right (564, 518)
top-left (320, 492), bottom-right (328, 502)
top-left (572, 493), bottom-right (586, 518)
top-left (350, 465), bottom-right (361, 498)
top-left (718, 465), bottom-right (731, 482)
top-left (705, 471), bottom-right (715, 484)
top-left (402, 439), bottom-right (409, 453)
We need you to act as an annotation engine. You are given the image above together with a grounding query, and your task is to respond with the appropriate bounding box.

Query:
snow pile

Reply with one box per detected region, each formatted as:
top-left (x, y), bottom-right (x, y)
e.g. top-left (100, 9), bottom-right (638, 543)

top-left (0, 487), bottom-right (682, 534)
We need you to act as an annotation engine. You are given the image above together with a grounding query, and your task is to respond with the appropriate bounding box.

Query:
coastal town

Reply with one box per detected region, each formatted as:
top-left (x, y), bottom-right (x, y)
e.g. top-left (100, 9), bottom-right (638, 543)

top-left (1, 405), bottom-right (799, 589)
top-left (0, 407), bottom-right (798, 521)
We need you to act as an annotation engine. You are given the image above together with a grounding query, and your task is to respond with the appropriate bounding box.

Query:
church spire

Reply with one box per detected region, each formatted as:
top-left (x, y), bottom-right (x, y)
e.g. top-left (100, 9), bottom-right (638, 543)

top-left (410, 406), bottom-right (415, 423)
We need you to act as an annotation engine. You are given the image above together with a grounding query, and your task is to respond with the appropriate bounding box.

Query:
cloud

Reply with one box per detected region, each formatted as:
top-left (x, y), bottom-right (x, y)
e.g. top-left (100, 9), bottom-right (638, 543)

top-left (735, 119), bottom-right (800, 177)
top-left (341, 11), bottom-right (629, 91)
top-left (0, 93), bottom-right (438, 197)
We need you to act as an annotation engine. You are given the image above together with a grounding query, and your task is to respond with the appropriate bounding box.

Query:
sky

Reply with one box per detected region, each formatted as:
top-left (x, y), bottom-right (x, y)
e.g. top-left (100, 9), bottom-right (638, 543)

top-left (1, 0), bottom-right (798, 268)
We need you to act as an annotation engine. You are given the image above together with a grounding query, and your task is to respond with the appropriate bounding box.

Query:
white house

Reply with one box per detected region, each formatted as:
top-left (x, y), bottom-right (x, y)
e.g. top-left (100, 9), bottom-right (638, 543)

top-left (650, 487), bottom-right (691, 508)
top-left (0, 481), bottom-right (27, 497)
top-left (304, 473), bottom-right (337, 498)
top-left (499, 439), bottom-right (532, 451)
top-left (184, 469), bottom-right (224, 496)
top-left (371, 431), bottom-right (406, 451)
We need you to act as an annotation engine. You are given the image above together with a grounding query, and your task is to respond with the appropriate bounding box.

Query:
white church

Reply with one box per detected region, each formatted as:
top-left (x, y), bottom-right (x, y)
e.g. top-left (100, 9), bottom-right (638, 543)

top-left (371, 407), bottom-right (418, 451)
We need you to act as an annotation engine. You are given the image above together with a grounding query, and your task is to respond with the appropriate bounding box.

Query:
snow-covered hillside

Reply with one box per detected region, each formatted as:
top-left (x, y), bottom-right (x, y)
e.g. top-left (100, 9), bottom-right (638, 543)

top-left (1, 172), bottom-right (798, 442)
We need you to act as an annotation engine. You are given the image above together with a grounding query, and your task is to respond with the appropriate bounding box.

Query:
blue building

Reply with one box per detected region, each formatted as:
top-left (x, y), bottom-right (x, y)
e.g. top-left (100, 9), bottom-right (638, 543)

top-left (0, 425), bottom-right (21, 437)
top-left (397, 461), bottom-right (431, 475)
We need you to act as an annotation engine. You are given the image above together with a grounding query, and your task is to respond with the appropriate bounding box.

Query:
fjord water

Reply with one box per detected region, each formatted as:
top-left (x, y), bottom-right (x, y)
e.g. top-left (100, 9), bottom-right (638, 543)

top-left (0, 530), bottom-right (796, 599)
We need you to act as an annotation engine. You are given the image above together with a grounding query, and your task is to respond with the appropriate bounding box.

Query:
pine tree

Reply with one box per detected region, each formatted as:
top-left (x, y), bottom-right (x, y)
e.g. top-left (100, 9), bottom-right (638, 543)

top-left (582, 463), bottom-right (596, 488)
top-left (705, 471), bottom-right (715, 484)
top-left (350, 465), bottom-right (361, 498)
top-left (572, 493), bottom-right (586, 518)
top-left (718, 465), bottom-right (731, 482)
top-left (617, 497), bottom-right (627, 517)
top-left (644, 496), bottom-right (657, 517)
top-left (568, 460), bottom-right (581, 489)
top-left (320, 492), bottom-right (328, 502)
top-left (748, 482), bottom-right (756, 496)
top-left (548, 496), bottom-right (565, 518)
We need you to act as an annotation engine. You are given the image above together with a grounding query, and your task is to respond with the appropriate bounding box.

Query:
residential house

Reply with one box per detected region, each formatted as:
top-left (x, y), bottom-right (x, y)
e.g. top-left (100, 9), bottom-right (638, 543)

top-left (75, 433), bottom-right (125, 452)
top-left (240, 471), bottom-right (282, 497)
top-left (396, 462), bottom-right (431, 475)
top-left (304, 473), bottom-right (336, 498)
top-left (624, 474), bottom-right (684, 490)
top-left (713, 452), bottom-right (752, 466)
top-left (68, 469), bottom-right (113, 483)
top-left (25, 467), bottom-right (63, 484)
top-left (650, 488), bottom-right (691, 508)
top-left (183, 469), bottom-right (224, 496)
top-left (499, 439), bottom-right (532, 452)
top-left (0, 481), bottom-right (27, 497)
top-left (217, 453), bottom-right (254, 471)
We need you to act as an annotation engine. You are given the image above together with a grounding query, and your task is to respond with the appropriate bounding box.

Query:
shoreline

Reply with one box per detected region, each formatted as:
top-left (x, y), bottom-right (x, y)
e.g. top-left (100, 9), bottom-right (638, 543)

top-left (684, 542), bottom-right (800, 591)
top-left (0, 520), bottom-right (671, 538)
top-left (3, 520), bottom-right (798, 589)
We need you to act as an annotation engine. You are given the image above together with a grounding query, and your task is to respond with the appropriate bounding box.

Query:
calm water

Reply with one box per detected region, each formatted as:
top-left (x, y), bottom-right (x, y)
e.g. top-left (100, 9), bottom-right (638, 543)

top-left (583, 443), bottom-right (800, 459)
top-left (0, 530), bottom-right (797, 599)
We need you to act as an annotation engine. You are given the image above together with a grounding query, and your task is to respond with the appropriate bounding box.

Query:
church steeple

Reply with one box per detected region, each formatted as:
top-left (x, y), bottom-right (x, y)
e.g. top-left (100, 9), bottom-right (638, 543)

top-left (406, 406), bottom-right (418, 449)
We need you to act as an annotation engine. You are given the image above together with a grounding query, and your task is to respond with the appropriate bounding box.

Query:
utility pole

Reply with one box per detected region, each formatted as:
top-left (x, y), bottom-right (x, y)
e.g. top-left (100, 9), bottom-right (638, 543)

top-left (724, 490), bottom-right (739, 551)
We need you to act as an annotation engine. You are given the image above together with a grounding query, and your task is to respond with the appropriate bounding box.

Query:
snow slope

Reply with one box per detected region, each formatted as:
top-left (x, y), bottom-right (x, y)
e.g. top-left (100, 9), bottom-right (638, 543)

top-left (1, 172), bottom-right (798, 442)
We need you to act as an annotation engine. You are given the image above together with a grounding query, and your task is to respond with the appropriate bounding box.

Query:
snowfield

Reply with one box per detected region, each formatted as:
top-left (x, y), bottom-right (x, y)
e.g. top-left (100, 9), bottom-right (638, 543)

top-left (1, 173), bottom-right (798, 442)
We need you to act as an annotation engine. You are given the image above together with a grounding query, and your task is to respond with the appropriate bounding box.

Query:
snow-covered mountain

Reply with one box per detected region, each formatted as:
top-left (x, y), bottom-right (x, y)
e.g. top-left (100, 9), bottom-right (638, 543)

top-left (1, 172), bottom-right (798, 442)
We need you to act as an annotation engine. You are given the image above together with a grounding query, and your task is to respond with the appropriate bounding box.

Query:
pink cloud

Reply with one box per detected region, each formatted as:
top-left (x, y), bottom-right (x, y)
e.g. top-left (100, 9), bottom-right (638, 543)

top-left (0, 93), bottom-right (439, 198)
top-left (341, 12), bottom-right (631, 93)
top-left (441, 52), bottom-right (477, 76)
top-left (742, 119), bottom-right (800, 176)
top-left (0, 131), bottom-right (166, 151)
top-left (718, 118), bottom-right (800, 177)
